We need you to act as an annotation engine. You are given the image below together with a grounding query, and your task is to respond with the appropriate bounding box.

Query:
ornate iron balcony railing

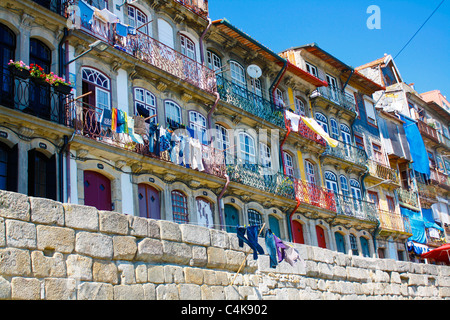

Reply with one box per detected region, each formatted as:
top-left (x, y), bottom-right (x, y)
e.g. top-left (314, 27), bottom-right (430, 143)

top-left (396, 188), bottom-right (419, 208)
top-left (322, 141), bottom-right (367, 167)
top-left (216, 75), bottom-right (285, 128)
top-left (293, 178), bottom-right (336, 212)
top-left (285, 117), bottom-right (326, 146)
top-left (335, 193), bottom-right (378, 222)
top-left (378, 209), bottom-right (409, 233)
top-left (0, 69), bottom-right (72, 125)
top-left (311, 86), bottom-right (357, 114)
top-left (175, 0), bottom-right (209, 19)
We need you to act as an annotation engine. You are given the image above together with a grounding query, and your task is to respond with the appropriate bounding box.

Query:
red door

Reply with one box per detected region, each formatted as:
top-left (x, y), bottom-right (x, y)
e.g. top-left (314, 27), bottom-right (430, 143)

top-left (292, 220), bottom-right (305, 244)
top-left (138, 184), bottom-right (160, 219)
top-left (316, 225), bottom-right (327, 248)
top-left (84, 170), bottom-right (111, 211)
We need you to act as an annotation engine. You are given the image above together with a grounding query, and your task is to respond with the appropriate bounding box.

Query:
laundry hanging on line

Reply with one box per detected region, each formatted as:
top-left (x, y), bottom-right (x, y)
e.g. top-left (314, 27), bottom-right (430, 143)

top-left (265, 229), bottom-right (305, 269)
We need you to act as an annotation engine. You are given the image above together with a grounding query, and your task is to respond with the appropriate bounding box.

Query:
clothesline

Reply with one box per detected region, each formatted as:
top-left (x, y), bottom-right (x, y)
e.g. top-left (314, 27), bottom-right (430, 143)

top-left (177, 221), bottom-right (265, 230)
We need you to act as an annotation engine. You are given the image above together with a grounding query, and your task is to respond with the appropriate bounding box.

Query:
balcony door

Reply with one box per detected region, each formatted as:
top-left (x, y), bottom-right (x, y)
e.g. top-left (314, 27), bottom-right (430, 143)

top-left (138, 183), bottom-right (160, 220)
top-left (0, 23), bottom-right (15, 108)
top-left (316, 225), bottom-right (327, 248)
top-left (29, 39), bottom-right (52, 119)
top-left (326, 74), bottom-right (339, 103)
top-left (292, 220), bottom-right (305, 244)
top-left (224, 204), bottom-right (239, 233)
top-left (84, 170), bottom-right (112, 211)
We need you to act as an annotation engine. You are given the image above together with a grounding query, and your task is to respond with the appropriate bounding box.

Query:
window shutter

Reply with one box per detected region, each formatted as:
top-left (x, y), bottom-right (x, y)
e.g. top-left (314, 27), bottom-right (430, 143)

top-left (7, 144), bottom-right (18, 192)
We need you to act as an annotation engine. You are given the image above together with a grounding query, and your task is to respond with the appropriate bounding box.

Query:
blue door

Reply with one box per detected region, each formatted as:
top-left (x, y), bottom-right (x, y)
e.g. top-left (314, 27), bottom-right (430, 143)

top-left (335, 232), bottom-right (346, 253)
top-left (361, 237), bottom-right (370, 257)
top-left (269, 215), bottom-right (281, 238)
top-left (224, 204), bottom-right (239, 233)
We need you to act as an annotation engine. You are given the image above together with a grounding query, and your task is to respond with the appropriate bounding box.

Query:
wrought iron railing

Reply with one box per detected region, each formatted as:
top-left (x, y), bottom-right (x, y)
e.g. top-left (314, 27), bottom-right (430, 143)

top-left (368, 160), bottom-right (399, 183)
top-left (175, 0), bottom-right (209, 19)
top-left (311, 86), bottom-right (357, 114)
top-left (378, 209), bottom-right (409, 233)
top-left (216, 75), bottom-right (285, 127)
top-left (396, 188), bottom-right (419, 208)
top-left (322, 141), bottom-right (367, 167)
top-left (335, 193), bottom-right (378, 222)
top-left (285, 117), bottom-right (326, 146)
top-left (429, 168), bottom-right (450, 189)
top-left (293, 178), bottom-right (336, 212)
top-left (0, 69), bottom-right (72, 125)
top-left (31, 0), bottom-right (71, 17)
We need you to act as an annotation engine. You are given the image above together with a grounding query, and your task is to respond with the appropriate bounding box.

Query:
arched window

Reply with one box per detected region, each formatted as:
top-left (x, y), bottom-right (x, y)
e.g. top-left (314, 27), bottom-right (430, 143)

top-left (340, 175), bottom-right (349, 196)
top-left (134, 87), bottom-right (157, 124)
top-left (30, 38), bottom-right (51, 73)
top-left (215, 124), bottom-right (231, 164)
top-left (207, 50), bottom-right (222, 71)
top-left (28, 149), bottom-right (57, 201)
top-left (196, 197), bottom-right (213, 228)
top-left (259, 143), bottom-right (271, 169)
top-left (340, 124), bottom-right (351, 145)
top-left (230, 61), bottom-right (246, 88)
top-left (128, 5), bottom-right (150, 35)
top-left (305, 160), bottom-right (316, 185)
top-left (350, 234), bottom-right (359, 256)
top-left (330, 118), bottom-right (339, 140)
top-left (239, 132), bottom-right (256, 164)
top-left (158, 19), bottom-right (174, 49)
top-left (189, 111), bottom-right (207, 143)
top-left (324, 171), bottom-right (338, 193)
top-left (283, 152), bottom-right (294, 178)
top-left (81, 67), bottom-right (111, 120)
top-left (165, 100), bottom-right (182, 125)
top-left (248, 209), bottom-right (263, 234)
top-left (0, 23), bottom-right (16, 106)
top-left (180, 34), bottom-right (196, 60)
top-left (350, 179), bottom-right (362, 199)
top-left (294, 97), bottom-right (306, 116)
top-left (315, 113), bottom-right (328, 134)
top-left (172, 190), bottom-right (188, 224)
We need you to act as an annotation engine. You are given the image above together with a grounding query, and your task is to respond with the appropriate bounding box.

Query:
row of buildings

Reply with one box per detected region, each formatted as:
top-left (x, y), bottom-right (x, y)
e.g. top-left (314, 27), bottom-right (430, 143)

top-left (0, 0), bottom-right (448, 264)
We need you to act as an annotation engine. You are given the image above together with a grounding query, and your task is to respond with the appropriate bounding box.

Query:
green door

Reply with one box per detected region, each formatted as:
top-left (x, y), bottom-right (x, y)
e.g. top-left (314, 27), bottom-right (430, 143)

top-left (269, 215), bottom-right (281, 238)
top-left (224, 204), bottom-right (239, 233)
top-left (335, 232), bottom-right (346, 253)
top-left (361, 237), bottom-right (370, 257)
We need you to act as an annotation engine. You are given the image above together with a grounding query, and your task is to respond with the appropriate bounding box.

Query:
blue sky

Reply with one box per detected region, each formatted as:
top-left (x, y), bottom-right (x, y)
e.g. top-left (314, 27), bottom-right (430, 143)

top-left (209, 0), bottom-right (449, 97)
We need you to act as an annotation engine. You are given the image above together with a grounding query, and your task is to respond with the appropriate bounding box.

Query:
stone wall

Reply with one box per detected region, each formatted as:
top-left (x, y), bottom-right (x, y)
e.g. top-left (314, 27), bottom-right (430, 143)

top-left (0, 190), bottom-right (449, 300)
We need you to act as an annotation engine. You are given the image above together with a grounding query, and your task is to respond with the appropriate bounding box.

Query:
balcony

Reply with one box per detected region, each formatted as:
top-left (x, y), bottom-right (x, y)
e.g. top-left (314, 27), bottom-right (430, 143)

top-left (397, 188), bottom-right (419, 209)
top-left (378, 209), bottom-right (411, 234)
top-left (66, 100), bottom-right (227, 180)
top-left (311, 86), bottom-right (357, 115)
top-left (335, 194), bottom-right (378, 222)
top-left (417, 119), bottom-right (439, 143)
top-left (429, 168), bottom-right (450, 190)
top-left (437, 131), bottom-right (450, 150)
top-left (322, 141), bottom-right (367, 168)
top-left (417, 182), bottom-right (438, 206)
top-left (367, 160), bottom-right (400, 184)
top-left (31, 0), bottom-right (70, 17)
top-left (293, 179), bottom-right (336, 212)
top-left (226, 164), bottom-right (294, 199)
top-left (216, 75), bottom-right (285, 127)
top-left (175, 0), bottom-right (209, 19)
top-left (285, 117), bottom-right (326, 147)
top-left (0, 69), bottom-right (72, 125)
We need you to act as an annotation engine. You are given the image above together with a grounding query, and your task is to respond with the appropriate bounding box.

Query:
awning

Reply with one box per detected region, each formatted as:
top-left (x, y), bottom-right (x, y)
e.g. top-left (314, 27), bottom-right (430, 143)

top-left (421, 243), bottom-right (450, 263)
top-left (399, 114), bottom-right (430, 175)
top-left (401, 206), bottom-right (427, 244)
top-left (407, 241), bottom-right (430, 255)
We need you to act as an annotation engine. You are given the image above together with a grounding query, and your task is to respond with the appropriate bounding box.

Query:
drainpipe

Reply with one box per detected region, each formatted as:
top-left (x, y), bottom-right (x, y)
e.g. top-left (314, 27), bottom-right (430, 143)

top-left (199, 18), bottom-right (212, 65)
top-left (280, 120), bottom-right (291, 175)
top-left (342, 69), bottom-right (354, 90)
top-left (269, 59), bottom-right (288, 107)
top-left (207, 92), bottom-right (220, 135)
top-left (217, 173), bottom-right (230, 231)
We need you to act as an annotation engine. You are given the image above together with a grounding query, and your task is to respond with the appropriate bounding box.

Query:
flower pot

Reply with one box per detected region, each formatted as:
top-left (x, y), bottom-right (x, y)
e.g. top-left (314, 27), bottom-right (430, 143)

top-left (54, 84), bottom-right (73, 95)
top-left (31, 76), bottom-right (49, 87)
top-left (8, 65), bottom-right (30, 79)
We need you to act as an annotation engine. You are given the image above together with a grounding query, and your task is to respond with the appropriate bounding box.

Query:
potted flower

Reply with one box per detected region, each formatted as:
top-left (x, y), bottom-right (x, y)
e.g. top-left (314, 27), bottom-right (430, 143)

top-left (8, 60), bottom-right (30, 79)
top-left (46, 72), bottom-right (72, 94)
top-left (29, 63), bottom-right (48, 86)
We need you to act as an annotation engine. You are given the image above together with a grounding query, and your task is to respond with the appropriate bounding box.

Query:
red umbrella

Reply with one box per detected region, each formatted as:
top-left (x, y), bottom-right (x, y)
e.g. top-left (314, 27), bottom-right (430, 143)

top-left (421, 244), bottom-right (450, 263)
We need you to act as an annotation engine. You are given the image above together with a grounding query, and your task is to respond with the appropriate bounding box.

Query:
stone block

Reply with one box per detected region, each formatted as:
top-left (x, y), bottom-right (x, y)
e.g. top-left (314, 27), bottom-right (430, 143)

top-left (147, 219), bottom-right (160, 239)
top-left (0, 276), bottom-right (11, 300)
top-left (159, 220), bottom-right (181, 242)
top-left (114, 284), bottom-right (145, 300)
top-left (113, 236), bottom-right (137, 261)
top-left (136, 238), bottom-right (163, 263)
top-left (75, 232), bottom-right (113, 260)
top-left (11, 277), bottom-right (41, 300)
top-left (128, 216), bottom-right (148, 238)
top-left (66, 254), bottom-right (93, 281)
top-left (0, 190), bottom-right (30, 221)
top-left (64, 204), bottom-right (98, 231)
top-left (210, 229), bottom-right (229, 249)
top-left (0, 217), bottom-right (4, 247)
top-left (0, 248), bottom-right (31, 277)
top-left (179, 284), bottom-right (202, 300)
top-left (346, 267), bottom-right (369, 282)
top-left (190, 245), bottom-right (207, 267)
top-left (147, 265), bottom-right (165, 284)
top-left (164, 265), bottom-right (184, 284)
top-left (99, 211), bottom-right (128, 235)
top-left (206, 247), bottom-right (226, 269)
top-left (29, 197), bottom-right (64, 226)
top-left (78, 282), bottom-right (113, 300)
top-left (93, 260), bottom-right (118, 284)
top-left (36, 225), bottom-right (75, 253)
top-left (143, 283), bottom-right (156, 300)
top-left (162, 240), bottom-right (192, 265)
top-left (6, 220), bottom-right (36, 249)
top-left (180, 224), bottom-right (210, 246)
top-left (184, 267), bottom-right (204, 285)
top-left (201, 285), bottom-right (225, 300)
top-left (117, 261), bottom-right (136, 285)
top-left (225, 249), bottom-right (246, 272)
top-left (44, 278), bottom-right (77, 300)
top-left (135, 263), bottom-right (148, 283)
top-left (156, 283), bottom-right (179, 300)
top-left (31, 251), bottom-right (66, 278)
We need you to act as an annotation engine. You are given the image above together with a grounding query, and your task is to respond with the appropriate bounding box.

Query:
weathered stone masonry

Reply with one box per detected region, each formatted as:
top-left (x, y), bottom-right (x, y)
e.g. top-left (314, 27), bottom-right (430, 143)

top-left (0, 190), bottom-right (449, 300)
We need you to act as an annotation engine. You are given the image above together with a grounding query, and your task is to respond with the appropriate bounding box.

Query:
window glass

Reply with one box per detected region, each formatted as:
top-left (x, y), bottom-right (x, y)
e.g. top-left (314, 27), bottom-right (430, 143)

top-left (239, 133), bottom-right (256, 164)
top-left (172, 190), bottom-right (188, 224)
top-left (165, 101), bottom-right (182, 124)
top-left (134, 88), bottom-right (157, 123)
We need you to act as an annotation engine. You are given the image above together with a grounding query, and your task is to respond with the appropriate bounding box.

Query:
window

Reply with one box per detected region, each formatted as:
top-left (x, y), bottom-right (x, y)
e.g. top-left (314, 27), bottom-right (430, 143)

top-left (294, 97), bottom-right (306, 116)
top-left (87, 0), bottom-right (107, 9)
top-left (134, 88), bottom-right (157, 124)
top-left (0, 143), bottom-right (18, 192)
top-left (275, 88), bottom-right (285, 107)
top-left (239, 132), bottom-right (256, 164)
top-left (81, 67), bottom-right (111, 120)
top-left (372, 143), bottom-right (384, 164)
top-left (250, 78), bottom-right (263, 98)
top-left (315, 113), bottom-right (328, 134)
top-left (340, 175), bottom-right (349, 196)
top-left (30, 38), bottom-right (51, 73)
top-left (368, 191), bottom-right (379, 208)
top-left (30, 39), bottom-right (52, 117)
top-left (324, 171), bottom-right (338, 193)
top-left (165, 100), bottom-right (182, 124)
top-left (305, 160), bottom-right (316, 185)
top-left (196, 197), bottom-right (213, 228)
top-left (180, 34), bottom-right (196, 60)
top-left (386, 195), bottom-right (395, 213)
top-left (350, 234), bottom-right (359, 256)
top-left (28, 150), bottom-right (57, 201)
top-left (0, 23), bottom-right (16, 107)
top-left (172, 191), bottom-right (188, 224)
top-left (189, 111), bottom-right (207, 143)
top-left (248, 209), bottom-right (263, 234)
top-left (216, 124), bottom-right (232, 164)
top-left (305, 62), bottom-right (318, 77)
top-left (230, 61), bottom-right (246, 88)
top-left (207, 50), bottom-right (222, 71)
top-left (138, 184), bottom-right (160, 220)
top-left (128, 5), bottom-right (150, 35)
top-left (355, 134), bottom-right (365, 150)
top-left (283, 152), bottom-right (294, 178)
top-left (364, 99), bottom-right (377, 125)
top-left (326, 74), bottom-right (339, 102)
top-left (158, 19), bottom-right (174, 49)
top-left (350, 179), bottom-right (362, 199)
top-left (330, 118), bottom-right (339, 140)
top-left (427, 151), bottom-right (436, 168)
top-left (259, 143), bottom-right (271, 168)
